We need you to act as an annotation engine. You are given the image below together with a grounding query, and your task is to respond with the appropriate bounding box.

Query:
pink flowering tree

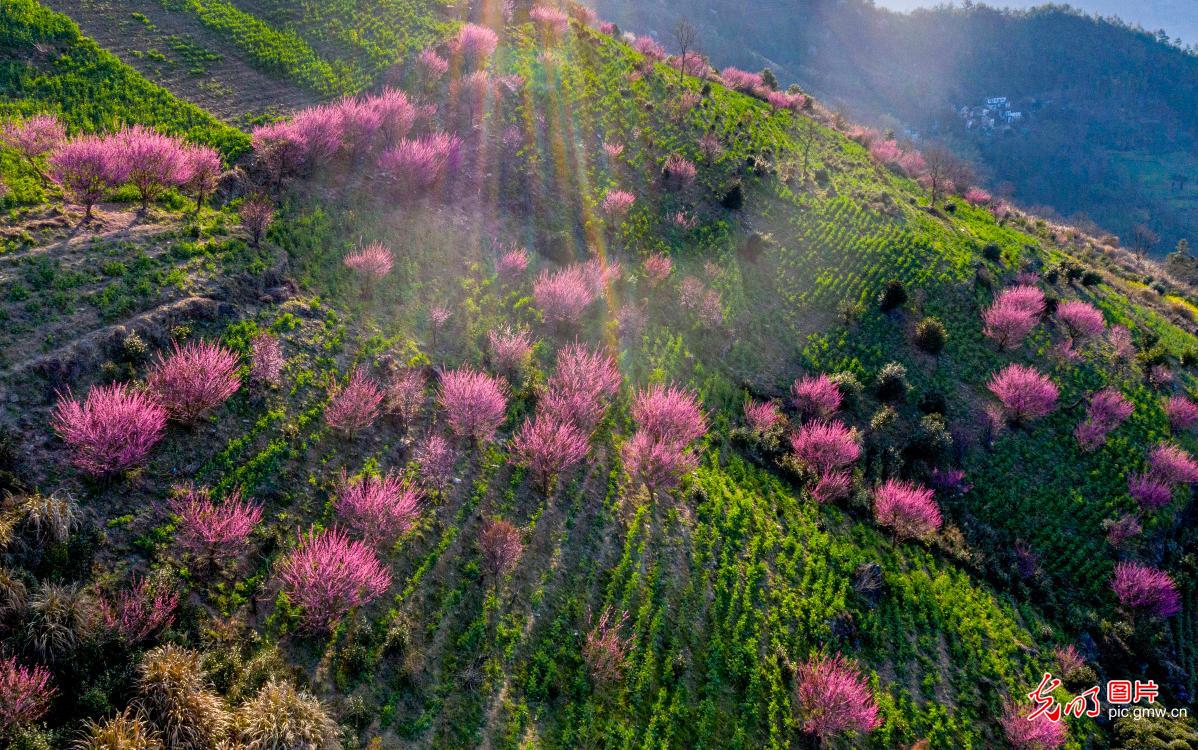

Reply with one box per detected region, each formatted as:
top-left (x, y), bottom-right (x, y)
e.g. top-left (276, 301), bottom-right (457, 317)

top-left (999, 700), bottom-right (1067, 750)
top-left (325, 367), bottom-right (385, 436)
top-left (0, 656), bottom-right (55, 734)
top-left (743, 399), bottom-right (785, 439)
top-left (2, 114), bottom-right (65, 184)
top-left (169, 486), bottom-right (262, 570)
top-left (1147, 443), bottom-right (1198, 485)
top-left (146, 340), bottom-right (241, 424)
top-left (99, 577), bottom-right (179, 644)
top-left (987, 364), bottom-right (1058, 426)
top-left (479, 518), bottom-right (523, 581)
top-left (1112, 561), bottom-right (1182, 620)
top-left (662, 154), bottom-right (697, 188)
top-left (179, 145), bottom-right (221, 211)
top-left (1105, 514), bottom-right (1142, 548)
top-left (791, 374), bottom-right (842, 422)
top-left (643, 253), bottom-right (673, 286)
top-left (583, 607), bottom-right (635, 686)
top-left (794, 654), bottom-right (881, 744)
top-left (542, 343), bottom-right (622, 434)
top-left (487, 326), bottom-right (535, 383)
top-left (438, 368), bottom-right (508, 444)
top-left (530, 6), bottom-right (571, 39)
top-left (277, 527), bottom-right (392, 631)
top-left (240, 195), bottom-right (274, 247)
top-left (384, 368), bottom-right (425, 428)
top-left (1056, 300), bottom-right (1105, 341)
top-left (379, 132), bottom-right (461, 194)
top-left (344, 242), bottom-right (393, 297)
top-left (1128, 473), bottom-right (1172, 511)
top-left (49, 135), bottom-right (128, 220)
top-left (416, 433), bottom-right (456, 494)
top-left (116, 126), bottom-right (189, 208)
top-left (621, 430), bottom-right (699, 497)
top-left (496, 247), bottom-right (530, 281)
top-left (454, 23), bottom-right (499, 68)
top-left (417, 48), bottom-right (449, 82)
top-left (873, 479), bottom-right (942, 543)
top-left (52, 382), bottom-right (167, 476)
top-left (789, 420), bottom-right (860, 479)
top-left (982, 285), bottom-right (1045, 349)
top-left (249, 332), bottom-right (285, 387)
top-left (601, 189), bottom-right (636, 221)
top-left (335, 470), bottom-right (422, 547)
top-left (633, 36), bottom-right (666, 61)
top-left (1074, 388), bottom-right (1133, 451)
top-left (630, 384), bottom-right (707, 446)
top-left (1165, 395), bottom-right (1198, 432)
top-left (510, 414), bottom-right (590, 491)
top-left (534, 265), bottom-right (598, 331)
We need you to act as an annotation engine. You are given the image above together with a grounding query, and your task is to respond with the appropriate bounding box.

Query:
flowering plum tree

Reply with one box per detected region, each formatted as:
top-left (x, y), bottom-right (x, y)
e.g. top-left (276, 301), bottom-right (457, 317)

top-left (788, 420), bottom-right (860, 477)
top-left (146, 340), bottom-right (241, 424)
top-left (630, 384), bottom-right (706, 446)
top-left (873, 479), bottom-right (942, 542)
top-left (583, 607), bottom-right (634, 685)
top-left (438, 368), bottom-right (507, 443)
top-left (1074, 388), bottom-right (1132, 450)
top-left (479, 518), bottom-right (523, 580)
top-left (987, 364), bottom-right (1058, 425)
top-left (277, 527), bottom-right (391, 630)
top-left (534, 265), bottom-right (597, 330)
top-left (530, 6), bottom-right (571, 38)
top-left (53, 383), bottom-right (167, 476)
top-left (100, 577), bottom-right (178, 644)
top-left (116, 126), bottom-right (189, 208)
top-left (1112, 561), bottom-right (1181, 618)
top-left (169, 486), bottom-right (262, 569)
top-left (49, 135), bottom-right (128, 220)
top-left (384, 368), bottom-right (425, 427)
top-left (542, 343), bottom-right (621, 433)
top-left (250, 332), bottom-right (284, 387)
top-left (0, 656), bottom-right (55, 733)
top-left (335, 470), bottom-right (422, 547)
top-left (454, 23), bottom-right (499, 66)
top-left (487, 326), bottom-right (534, 382)
top-left (982, 285), bottom-right (1045, 349)
top-left (415, 433), bottom-right (455, 494)
top-left (496, 247), bottom-right (530, 281)
top-left (324, 367), bottom-right (385, 436)
top-left (180, 145), bottom-right (222, 211)
top-left (241, 195), bottom-right (274, 246)
top-left (1165, 395), bottom-right (1198, 432)
top-left (2, 114), bottom-right (65, 184)
top-left (743, 399), bottom-right (785, 438)
top-left (643, 253), bottom-right (672, 285)
top-left (1128, 474), bottom-right (1172, 511)
top-left (1147, 443), bottom-right (1198, 485)
top-left (602, 189), bottom-right (636, 220)
top-left (1056, 300), bottom-right (1105, 340)
top-left (344, 242), bottom-right (393, 297)
top-left (794, 654), bottom-right (881, 743)
top-left (510, 414), bottom-right (590, 490)
top-left (791, 374), bottom-right (841, 421)
top-left (999, 701), bottom-right (1067, 750)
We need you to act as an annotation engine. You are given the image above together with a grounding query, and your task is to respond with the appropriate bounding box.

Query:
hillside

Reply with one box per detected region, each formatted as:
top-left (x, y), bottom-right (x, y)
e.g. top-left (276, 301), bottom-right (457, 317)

top-left (1, 1), bottom-right (1197, 749)
top-left (590, 0), bottom-right (1198, 258)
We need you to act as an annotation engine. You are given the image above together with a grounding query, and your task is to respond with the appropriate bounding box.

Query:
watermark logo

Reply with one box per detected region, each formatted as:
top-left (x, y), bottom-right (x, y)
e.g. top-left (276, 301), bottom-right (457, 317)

top-left (1026, 672), bottom-right (1188, 722)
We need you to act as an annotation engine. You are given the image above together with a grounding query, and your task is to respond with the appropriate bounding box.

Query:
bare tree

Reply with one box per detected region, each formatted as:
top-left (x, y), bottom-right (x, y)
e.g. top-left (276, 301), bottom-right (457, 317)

top-left (671, 19), bottom-right (698, 85)
top-left (797, 117), bottom-right (817, 177)
top-left (1132, 223), bottom-right (1160, 256)
top-left (923, 144), bottom-right (971, 208)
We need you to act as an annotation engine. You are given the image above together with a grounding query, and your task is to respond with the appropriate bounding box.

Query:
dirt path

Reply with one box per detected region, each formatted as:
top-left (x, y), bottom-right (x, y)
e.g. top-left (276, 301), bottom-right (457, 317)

top-left (43, 0), bottom-right (317, 126)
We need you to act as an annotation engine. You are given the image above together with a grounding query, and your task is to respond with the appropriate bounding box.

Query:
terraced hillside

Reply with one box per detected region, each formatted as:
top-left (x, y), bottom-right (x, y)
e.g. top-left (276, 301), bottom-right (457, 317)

top-left (1, 2), bottom-right (1196, 750)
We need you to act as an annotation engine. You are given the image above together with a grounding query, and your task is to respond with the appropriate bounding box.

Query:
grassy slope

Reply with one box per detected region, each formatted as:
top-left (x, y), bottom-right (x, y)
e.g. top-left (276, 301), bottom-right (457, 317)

top-left (2, 5), bottom-right (1197, 749)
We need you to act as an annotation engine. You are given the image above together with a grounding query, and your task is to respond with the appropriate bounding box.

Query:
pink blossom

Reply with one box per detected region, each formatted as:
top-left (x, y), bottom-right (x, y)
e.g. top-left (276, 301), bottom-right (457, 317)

top-left (987, 364), bottom-right (1058, 424)
top-left (930, 468), bottom-right (971, 494)
top-left (663, 154), bottom-right (697, 186)
top-left (632, 36), bottom-right (665, 61)
top-left (417, 48), bottom-right (449, 79)
top-left (496, 246), bottom-right (530, 280)
top-left (454, 23), bottom-right (499, 63)
top-left (602, 141), bottom-right (625, 158)
top-left (530, 5), bottom-right (570, 37)
top-left (794, 654), bottom-right (881, 742)
top-left (1074, 388), bottom-right (1132, 450)
top-left (379, 132), bottom-right (461, 193)
top-left (643, 253), bottom-right (672, 285)
top-left (1055, 645), bottom-right (1085, 675)
top-left (812, 470), bottom-right (853, 503)
top-left (542, 343), bottom-right (622, 433)
top-left (0, 655), bottom-right (55, 733)
top-left (669, 51), bottom-right (709, 78)
top-left (1129, 473), bottom-right (1172, 511)
top-left (999, 700), bottom-right (1067, 750)
top-left (873, 479), bottom-right (942, 542)
top-left (344, 242), bottom-right (393, 281)
top-left (416, 433), bottom-right (455, 493)
top-left (963, 187), bottom-right (992, 205)
top-left (49, 135), bottom-right (128, 219)
top-left (534, 265), bottom-right (597, 329)
top-left (743, 399), bottom-right (785, 436)
top-left (1147, 443), bottom-right (1198, 484)
top-left (583, 607), bottom-right (634, 684)
top-left (788, 420), bottom-right (860, 476)
top-left (336, 470), bottom-right (422, 546)
top-left (1108, 325), bottom-right (1135, 361)
top-left (277, 527), bottom-right (392, 630)
top-left (383, 369), bottom-right (425, 426)
top-left (630, 384), bottom-right (706, 446)
top-left (479, 518), bottom-right (523, 578)
top-left (602, 189), bottom-right (636, 219)
top-left (2, 114), bottom-right (65, 160)
top-left (240, 195), bottom-right (274, 246)
top-left (719, 67), bottom-right (764, 93)
top-left (100, 577), bottom-right (178, 644)
top-left (250, 332), bottom-right (284, 386)
top-left (621, 429), bottom-right (698, 494)
top-left (147, 340), bottom-right (241, 424)
top-left (438, 368), bottom-right (507, 443)
top-left (53, 383), bottom-right (167, 476)
top-left (766, 90), bottom-right (805, 111)
top-left (179, 145), bottom-right (222, 209)
top-left (790, 373), bottom-right (842, 421)
top-left (488, 326), bottom-right (535, 381)
top-left (510, 414), bottom-right (590, 488)
top-left (1106, 514), bottom-right (1142, 547)
top-left (1057, 300), bottom-right (1105, 339)
top-left (324, 367), bottom-right (385, 435)
top-left (169, 486), bottom-right (262, 565)
top-left (1165, 395), bottom-right (1198, 431)
top-left (370, 87), bottom-right (417, 145)
top-left (1112, 561), bottom-right (1181, 618)
top-left (983, 286), bottom-right (1044, 349)
top-left (115, 126), bottom-right (189, 207)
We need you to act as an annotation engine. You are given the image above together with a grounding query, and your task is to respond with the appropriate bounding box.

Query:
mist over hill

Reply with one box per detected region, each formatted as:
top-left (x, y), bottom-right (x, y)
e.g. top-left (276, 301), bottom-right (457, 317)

top-left (592, 0), bottom-right (1198, 255)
